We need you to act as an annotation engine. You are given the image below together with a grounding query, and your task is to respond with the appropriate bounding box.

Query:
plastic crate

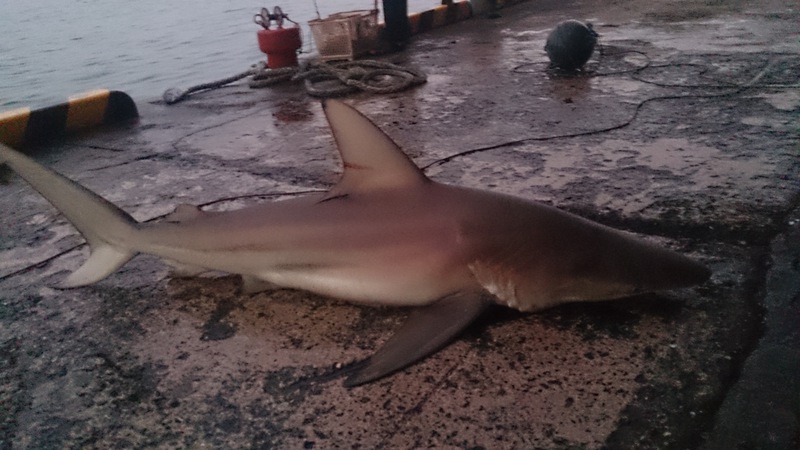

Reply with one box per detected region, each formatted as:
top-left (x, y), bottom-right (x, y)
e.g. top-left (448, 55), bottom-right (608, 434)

top-left (308, 10), bottom-right (379, 61)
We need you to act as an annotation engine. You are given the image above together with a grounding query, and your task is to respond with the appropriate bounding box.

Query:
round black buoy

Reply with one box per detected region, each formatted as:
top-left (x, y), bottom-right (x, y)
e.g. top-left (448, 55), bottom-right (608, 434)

top-left (545, 20), bottom-right (598, 71)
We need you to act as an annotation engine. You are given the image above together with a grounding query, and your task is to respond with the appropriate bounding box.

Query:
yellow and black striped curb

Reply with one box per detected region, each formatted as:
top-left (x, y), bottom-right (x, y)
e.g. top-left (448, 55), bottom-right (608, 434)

top-left (409, 1), bottom-right (473, 35)
top-left (0, 89), bottom-right (138, 148)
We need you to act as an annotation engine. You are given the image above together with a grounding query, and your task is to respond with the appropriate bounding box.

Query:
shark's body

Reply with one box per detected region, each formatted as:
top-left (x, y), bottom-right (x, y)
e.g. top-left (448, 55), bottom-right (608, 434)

top-left (0, 100), bottom-right (710, 386)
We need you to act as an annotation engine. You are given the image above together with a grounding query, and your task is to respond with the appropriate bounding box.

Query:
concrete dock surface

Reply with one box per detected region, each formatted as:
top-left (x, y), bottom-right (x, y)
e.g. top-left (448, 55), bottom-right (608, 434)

top-left (1, 0), bottom-right (798, 448)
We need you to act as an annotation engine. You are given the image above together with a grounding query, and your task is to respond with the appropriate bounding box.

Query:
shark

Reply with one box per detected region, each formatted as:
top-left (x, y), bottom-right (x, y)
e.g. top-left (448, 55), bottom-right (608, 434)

top-left (0, 99), bottom-right (710, 386)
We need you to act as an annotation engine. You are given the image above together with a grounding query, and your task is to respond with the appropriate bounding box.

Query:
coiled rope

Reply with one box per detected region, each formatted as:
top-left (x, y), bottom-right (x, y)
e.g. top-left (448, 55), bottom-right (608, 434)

top-left (163, 60), bottom-right (426, 104)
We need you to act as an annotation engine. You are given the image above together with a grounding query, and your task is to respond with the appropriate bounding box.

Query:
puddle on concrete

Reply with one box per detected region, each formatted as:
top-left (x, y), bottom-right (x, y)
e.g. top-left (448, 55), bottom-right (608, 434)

top-left (610, 15), bottom-right (798, 53)
top-left (0, 223), bottom-right (76, 274)
top-left (757, 90), bottom-right (800, 111)
top-left (740, 116), bottom-right (794, 129)
top-left (593, 77), bottom-right (645, 96)
top-left (599, 137), bottom-right (766, 185)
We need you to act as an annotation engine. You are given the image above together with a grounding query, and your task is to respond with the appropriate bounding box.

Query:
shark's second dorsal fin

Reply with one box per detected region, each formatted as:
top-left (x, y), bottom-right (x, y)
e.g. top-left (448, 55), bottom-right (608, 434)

top-left (165, 204), bottom-right (204, 223)
top-left (321, 100), bottom-right (429, 199)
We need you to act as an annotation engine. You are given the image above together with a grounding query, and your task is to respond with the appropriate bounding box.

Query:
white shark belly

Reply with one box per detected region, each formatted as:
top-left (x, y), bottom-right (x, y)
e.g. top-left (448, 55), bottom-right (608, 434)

top-left (134, 219), bottom-right (475, 306)
top-left (257, 267), bottom-right (446, 306)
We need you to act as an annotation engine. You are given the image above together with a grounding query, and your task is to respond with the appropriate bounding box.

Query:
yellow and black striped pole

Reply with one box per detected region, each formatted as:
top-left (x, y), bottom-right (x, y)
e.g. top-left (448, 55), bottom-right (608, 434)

top-left (0, 89), bottom-right (138, 148)
top-left (409, 1), bottom-right (473, 35)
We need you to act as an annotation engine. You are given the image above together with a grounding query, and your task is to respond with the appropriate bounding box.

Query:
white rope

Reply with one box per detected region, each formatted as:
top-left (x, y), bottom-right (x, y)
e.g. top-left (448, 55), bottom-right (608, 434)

top-left (163, 62), bottom-right (266, 104)
top-left (163, 60), bottom-right (426, 104)
top-left (293, 60), bottom-right (427, 97)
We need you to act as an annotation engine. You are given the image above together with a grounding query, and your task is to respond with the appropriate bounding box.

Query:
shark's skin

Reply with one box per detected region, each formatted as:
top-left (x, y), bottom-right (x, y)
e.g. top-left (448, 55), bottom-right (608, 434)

top-left (0, 100), bottom-right (710, 386)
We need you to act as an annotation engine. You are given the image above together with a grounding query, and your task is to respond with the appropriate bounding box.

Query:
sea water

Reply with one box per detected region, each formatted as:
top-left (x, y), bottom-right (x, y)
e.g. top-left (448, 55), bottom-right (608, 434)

top-left (0, 0), bottom-right (438, 108)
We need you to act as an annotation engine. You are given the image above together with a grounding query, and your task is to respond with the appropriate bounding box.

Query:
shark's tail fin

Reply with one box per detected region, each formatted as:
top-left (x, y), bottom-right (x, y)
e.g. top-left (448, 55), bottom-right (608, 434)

top-left (0, 143), bottom-right (138, 287)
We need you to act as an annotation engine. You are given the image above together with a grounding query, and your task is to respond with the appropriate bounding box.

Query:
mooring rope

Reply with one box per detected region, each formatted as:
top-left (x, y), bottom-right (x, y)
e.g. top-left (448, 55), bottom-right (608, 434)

top-left (163, 60), bottom-right (427, 104)
top-left (293, 60), bottom-right (427, 97)
top-left (248, 65), bottom-right (300, 88)
top-left (162, 62), bottom-right (266, 105)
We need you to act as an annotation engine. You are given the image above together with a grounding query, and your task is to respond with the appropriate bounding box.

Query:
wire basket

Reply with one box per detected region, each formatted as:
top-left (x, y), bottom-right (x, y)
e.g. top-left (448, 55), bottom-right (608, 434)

top-left (308, 10), bottom-right (380, 61)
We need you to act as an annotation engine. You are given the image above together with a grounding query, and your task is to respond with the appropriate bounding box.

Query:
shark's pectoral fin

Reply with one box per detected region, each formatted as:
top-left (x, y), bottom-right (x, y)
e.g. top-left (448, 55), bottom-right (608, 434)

top-left (344, 291), bottom-right (491, 387)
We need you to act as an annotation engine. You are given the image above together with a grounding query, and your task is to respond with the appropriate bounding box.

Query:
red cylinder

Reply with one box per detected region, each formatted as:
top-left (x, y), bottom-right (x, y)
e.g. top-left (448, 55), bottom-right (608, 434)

top-left (257, 27), bottom-right (301, 68)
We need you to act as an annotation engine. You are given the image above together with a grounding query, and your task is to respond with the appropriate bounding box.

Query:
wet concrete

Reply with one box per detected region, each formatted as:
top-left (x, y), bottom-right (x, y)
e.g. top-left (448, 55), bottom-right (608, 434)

top-left (1, 0), bottom-right (799, 448)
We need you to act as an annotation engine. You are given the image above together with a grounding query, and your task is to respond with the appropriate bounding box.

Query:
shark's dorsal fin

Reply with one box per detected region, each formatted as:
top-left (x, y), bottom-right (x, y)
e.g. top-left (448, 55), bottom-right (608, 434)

top-left (321, 100), bottom-right (429, 199)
